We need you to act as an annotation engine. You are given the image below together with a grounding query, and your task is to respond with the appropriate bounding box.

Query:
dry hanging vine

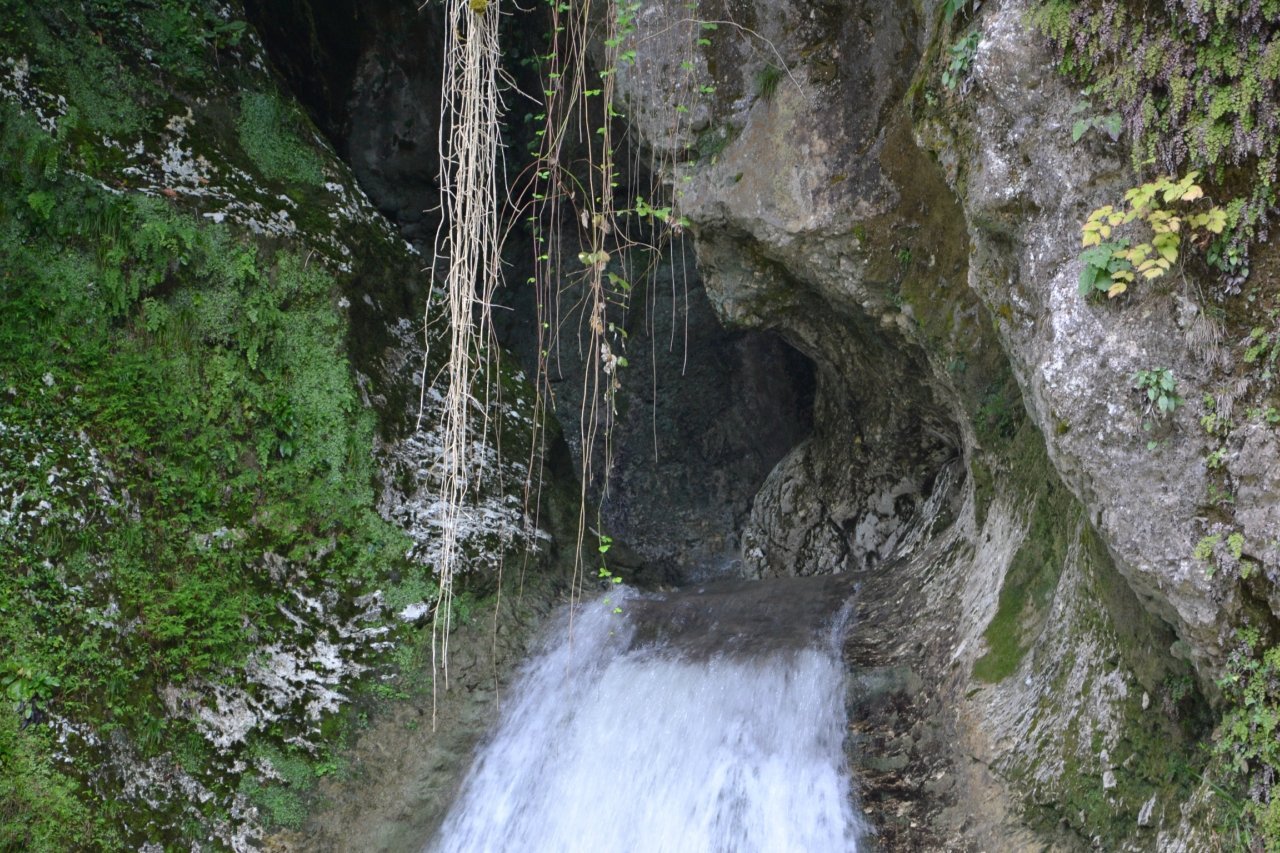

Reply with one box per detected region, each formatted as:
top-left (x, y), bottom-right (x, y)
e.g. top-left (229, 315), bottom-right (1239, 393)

top-left (426, 0), bottom-right (773, 688)
top-left (426, 0), bottom-right (503, 716)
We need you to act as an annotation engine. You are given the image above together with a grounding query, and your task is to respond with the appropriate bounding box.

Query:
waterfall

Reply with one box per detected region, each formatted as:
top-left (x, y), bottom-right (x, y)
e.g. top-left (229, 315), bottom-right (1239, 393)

top-left (430, 582), bottom-right (863, 853)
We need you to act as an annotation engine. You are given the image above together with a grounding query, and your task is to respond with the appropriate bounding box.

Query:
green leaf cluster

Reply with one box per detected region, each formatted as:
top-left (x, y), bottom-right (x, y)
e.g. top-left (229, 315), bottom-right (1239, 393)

top-left (1132, 368), bottom-right (1183, 416)
top-left (942, 32), bottom-right (980, 92)
top-left (1215, 628), bottom-right (1280, 849)
top-left (1033, 0), bottom-right (1280, 251)
top-left (1078, 172), bottom-right (1225, 297)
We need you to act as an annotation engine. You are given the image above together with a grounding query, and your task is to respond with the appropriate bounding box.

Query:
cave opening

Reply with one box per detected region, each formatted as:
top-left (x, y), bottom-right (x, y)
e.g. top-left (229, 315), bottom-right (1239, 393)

top-left (242, 0), bottom-right (846, 587)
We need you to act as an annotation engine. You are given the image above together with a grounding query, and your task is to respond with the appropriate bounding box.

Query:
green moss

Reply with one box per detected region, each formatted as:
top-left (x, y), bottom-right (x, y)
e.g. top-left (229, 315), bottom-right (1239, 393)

top-left (1007, 518), bottom-right (1206, 844)
top-left (237, 91), bottom-right (326, 187)
top-left (970, 457), bottom-right (994, 528)
top-left (0, 714), bottom-right (117, 851)
top-left (1032, 0), bottom-right (1280, 244)
top-left (0, 76), bottom-right (405, 843)
top-left (972, 422), bottom-right (1078, 683)
top-left (0, 0), bottom-right (564, 846)
top-left (239, 772), bottom-right (308, 831)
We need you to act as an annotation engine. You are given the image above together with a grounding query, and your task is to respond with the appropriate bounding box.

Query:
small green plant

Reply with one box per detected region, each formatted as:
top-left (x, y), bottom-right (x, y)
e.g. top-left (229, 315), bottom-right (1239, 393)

top-left (1195, 528), bottom-right (1254, 580)
top-left (1244, 320), bottom-right (1280, 384)
top-left (942, 32), bottom-right (980, 92)
top-left (1132, 368), bottom-right (1182, 449)
top-left (754, 64), bottom-right (783, 103)
top-left (1079, 172), bottom-right (1227, 298)
top-left (943, 0), bottom-right (981, 23)
top-left (1069, 99), bottom-right (1122, 143)
top-left (1207, 482), bottom-right (1236, 506)
top-left (1207, 235), bottom-right (1250, 294)
top-left (596, 533), bottom-right (623, 614)
top-left (1133, 368), bottom-right (1182, 416)
top-left (1, 663), bottom-right (59, 725)
top-left (1200, 394), bottom-right (1231, 439)
top-left (1257, 407), bottom-right (1280, 425)
top-left (1213, 627), bottom-right (1280, 847)
top-left (1194, 533), bottom-right (1223, 577)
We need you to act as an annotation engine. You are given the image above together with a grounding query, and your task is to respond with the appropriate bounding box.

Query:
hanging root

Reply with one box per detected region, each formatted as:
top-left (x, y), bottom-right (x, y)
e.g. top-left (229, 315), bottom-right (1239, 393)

top-left (428, 0), bottom-right (504, 725)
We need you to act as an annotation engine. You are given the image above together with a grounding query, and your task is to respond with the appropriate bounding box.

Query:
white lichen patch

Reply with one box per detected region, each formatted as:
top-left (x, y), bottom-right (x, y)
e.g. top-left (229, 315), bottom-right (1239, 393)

top-left (375, 319), bottom-right (549, 578)
top-left (0, 415), bottom-right (127, 548)
top-left (183, 580), bottom-right (389, 753)
top-left (0, 56), bottom-right (68, 133)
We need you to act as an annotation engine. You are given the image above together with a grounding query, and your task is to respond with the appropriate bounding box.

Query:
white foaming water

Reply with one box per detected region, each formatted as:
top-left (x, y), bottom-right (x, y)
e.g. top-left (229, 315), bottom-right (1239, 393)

top-left (431, 588), bottom-right (862, 853)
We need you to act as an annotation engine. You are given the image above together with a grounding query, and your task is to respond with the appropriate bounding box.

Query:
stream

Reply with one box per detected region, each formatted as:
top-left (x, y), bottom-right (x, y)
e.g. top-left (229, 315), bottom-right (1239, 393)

top-left (429, 577), bottom-right (864, 852)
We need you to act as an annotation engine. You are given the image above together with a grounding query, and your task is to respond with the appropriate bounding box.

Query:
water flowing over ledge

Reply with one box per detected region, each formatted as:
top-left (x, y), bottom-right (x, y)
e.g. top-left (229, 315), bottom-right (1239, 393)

top-left (430, 579), bottom-right (863, 853)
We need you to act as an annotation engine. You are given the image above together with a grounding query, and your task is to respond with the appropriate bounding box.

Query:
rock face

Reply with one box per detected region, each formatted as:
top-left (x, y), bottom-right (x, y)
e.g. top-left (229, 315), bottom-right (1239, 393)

top-left (33, 0), bottom-right (1263, 847)
top-left (244, 0), bottom-right (446, 246)
top-left (924, 0), bottom-right (1226, 677)
top-left (607, 0), bottom-right (1265, 846)
top-left (0, 3), bottom-right (573, 848)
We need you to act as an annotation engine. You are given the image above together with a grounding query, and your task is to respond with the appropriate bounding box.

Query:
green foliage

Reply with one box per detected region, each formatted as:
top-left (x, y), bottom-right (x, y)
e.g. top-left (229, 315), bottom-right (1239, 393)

top-left (239, 758), bottom-right (309, 831)
top-left (1244, 317), bottom-right (1280, 383)
top-left (1214, 628), bottom-right (1280, 849)
top-left (755, 64), bottom-right (783, 102)
top-left (1132, 368), bottom-right (1183, 416)
top-left (3, 1), bottom-right (254, 140)
top-left (237, 91), bottom-right (326, 187)
top-left (1132, 367), bottom-right (1182, 449)
top-left (1078, 240), bottom-right (1134, 299)
top-left (943, 0), bottom-right (980, 23)
top-left (1079, 173), bottom-right (1226, 298)
top-left (1033, 0), bottom-right (1280, 264)
top-left (0, 713), bottom-right (114, 852)
top-left (942, 32), bottom-right (980, 92)
top-left (975, 384), bottom-right (1022, 443)
top-left (1194, 528), bottom-right (1256, 580)
top-left (1207, 231), bottom-right (1250, 293)
top-left (1, 662), bottom-right (60, 724)
top-left (0, 95), bottom-right (409, 844)
top-left (1069, 97), bottom-right (1122, 143)
top-left (596, 532), bottom-right (624, 614)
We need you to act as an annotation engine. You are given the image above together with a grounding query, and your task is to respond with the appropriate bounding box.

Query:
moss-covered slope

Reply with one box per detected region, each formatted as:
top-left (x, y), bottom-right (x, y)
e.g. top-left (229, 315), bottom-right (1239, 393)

top-left (0, 2), bottom-right (551, 848)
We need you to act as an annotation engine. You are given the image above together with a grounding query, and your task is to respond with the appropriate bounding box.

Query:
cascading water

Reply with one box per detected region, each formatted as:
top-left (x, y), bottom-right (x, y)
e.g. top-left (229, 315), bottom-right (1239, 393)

top-left (430, 579), bottom-right (864, 852)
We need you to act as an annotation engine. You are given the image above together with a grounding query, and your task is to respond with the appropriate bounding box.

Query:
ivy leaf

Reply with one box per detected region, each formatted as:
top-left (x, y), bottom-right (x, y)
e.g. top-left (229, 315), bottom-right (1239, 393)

top-left (1078, 265), bottom-right (1101, 295)
top-left (1103, 114), bottom-right (1123, 140)
top-left (1204, 208), bottom-right (1227, 234)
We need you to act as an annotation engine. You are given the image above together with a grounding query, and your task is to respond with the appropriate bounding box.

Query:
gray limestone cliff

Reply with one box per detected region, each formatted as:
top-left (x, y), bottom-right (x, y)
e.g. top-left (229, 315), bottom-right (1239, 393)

top-left (602, 0), bottom-right (1278, 846)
